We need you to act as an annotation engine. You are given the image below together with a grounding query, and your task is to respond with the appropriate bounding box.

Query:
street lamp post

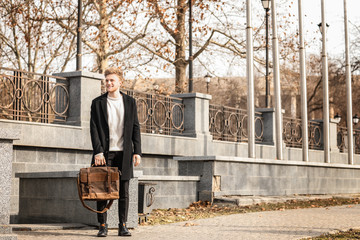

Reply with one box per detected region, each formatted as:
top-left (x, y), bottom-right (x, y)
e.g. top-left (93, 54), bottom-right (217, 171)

top-left (261, 0), bottom-right (271, 108)
top-left (76, 0), bottom-right (82, 71)
top-left (188, 0), bottom-right (193, 92)
top-left (204, 73), bottom-right (212, 94)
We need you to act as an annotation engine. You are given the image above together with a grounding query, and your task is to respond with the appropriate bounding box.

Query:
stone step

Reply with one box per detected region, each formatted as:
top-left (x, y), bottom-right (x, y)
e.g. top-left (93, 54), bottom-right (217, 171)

top-left (214, 194), bottom-right (360, 207)
top-left (0, 234), bottom-right (18, 240)
top-left (11, 223), bottom-right (88, 231)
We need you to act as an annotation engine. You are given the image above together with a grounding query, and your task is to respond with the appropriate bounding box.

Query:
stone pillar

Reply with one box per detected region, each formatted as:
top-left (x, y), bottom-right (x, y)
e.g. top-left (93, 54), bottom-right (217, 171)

top-left (171, 93), bottom-right (212, 138)
top-left (198, 161), bottom-right (215, 202)
top-left (54, 71), bottom-right (103, 126)
top-left (256, 108), bottom-right (275, 145)
top-left (309, 111), bottom-right (315, 120)
top-left (290, 95), bottom-right (297, 118)
top-left (330, 119), bottom-right (340, 153)
top-left (0, 128), bottom-right (20, 240)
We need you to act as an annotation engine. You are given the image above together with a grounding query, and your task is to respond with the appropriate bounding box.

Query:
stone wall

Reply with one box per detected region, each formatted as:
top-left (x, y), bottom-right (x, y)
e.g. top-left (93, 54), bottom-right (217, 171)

top-left (176, 156), bottom-right (360, 201)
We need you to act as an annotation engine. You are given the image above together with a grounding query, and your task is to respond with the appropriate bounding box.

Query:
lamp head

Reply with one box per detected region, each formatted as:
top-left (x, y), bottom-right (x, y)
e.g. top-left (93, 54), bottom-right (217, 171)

top-left (318, 22), bottom-right (330, 34)
top-left (204, 73), bottom-right (212, 83)
top-left (334, 113), bottom-right (341, 123)
top-left (261, 0), bottom-right (271, 9)
top-left (353, 114), bottom-right (359, 125)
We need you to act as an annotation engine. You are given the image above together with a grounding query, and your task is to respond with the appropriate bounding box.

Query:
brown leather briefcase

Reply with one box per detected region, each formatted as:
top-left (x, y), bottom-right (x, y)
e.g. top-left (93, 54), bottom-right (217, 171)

top-left (77, 166), bottom-right (120, 213)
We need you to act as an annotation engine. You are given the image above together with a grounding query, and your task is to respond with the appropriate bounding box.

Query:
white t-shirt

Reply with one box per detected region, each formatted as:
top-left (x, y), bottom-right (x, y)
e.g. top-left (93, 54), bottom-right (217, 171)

top-left (107, 95), bottom-right (125, 151)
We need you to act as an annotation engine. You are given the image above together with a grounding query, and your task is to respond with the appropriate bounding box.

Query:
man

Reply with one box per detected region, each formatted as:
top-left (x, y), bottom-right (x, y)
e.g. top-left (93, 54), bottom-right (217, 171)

top-left (90, 67), bottom-right (142, 237)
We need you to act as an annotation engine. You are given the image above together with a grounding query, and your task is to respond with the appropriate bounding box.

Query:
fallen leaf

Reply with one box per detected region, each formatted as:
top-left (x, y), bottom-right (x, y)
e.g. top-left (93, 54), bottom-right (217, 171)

top-left (184, 222), bottom-right (199, 227)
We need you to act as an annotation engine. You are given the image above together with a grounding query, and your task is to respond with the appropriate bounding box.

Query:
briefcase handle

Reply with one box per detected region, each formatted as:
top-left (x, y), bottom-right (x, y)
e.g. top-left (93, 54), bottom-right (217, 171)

top-left (76, 176), bottom-right (114, 214)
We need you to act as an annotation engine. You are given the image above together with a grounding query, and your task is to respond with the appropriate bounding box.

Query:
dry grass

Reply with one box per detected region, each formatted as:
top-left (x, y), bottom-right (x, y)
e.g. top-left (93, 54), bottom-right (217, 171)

top-left (307, 228), bottom-right (360, 239)
top-left (140, 197), bottom-right (360, 226)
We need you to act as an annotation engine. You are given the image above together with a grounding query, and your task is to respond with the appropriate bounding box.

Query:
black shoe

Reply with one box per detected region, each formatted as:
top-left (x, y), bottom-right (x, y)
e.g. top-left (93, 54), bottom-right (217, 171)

top-left (118, 223), bottom-right (131, 236)
top-left (97, 223), bottom-right (108, 237)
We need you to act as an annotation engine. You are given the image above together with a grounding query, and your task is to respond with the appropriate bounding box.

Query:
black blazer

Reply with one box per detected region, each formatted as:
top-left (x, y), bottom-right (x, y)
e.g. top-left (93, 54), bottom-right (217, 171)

top-left (90, 91), bottom-right (142, 180)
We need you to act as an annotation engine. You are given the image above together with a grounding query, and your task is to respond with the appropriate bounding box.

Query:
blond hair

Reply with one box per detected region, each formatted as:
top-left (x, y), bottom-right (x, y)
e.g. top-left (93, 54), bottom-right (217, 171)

top-left (104, 67), bottom-right (123, 80)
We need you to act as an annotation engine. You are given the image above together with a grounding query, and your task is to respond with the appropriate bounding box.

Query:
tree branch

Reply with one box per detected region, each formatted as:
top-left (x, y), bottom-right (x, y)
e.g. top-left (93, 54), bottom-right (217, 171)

top-left (192, 29), bottom-right (217, 61)
top-left (307, 77), bottom-right (322, 105)
top-left (150, 1), bottom-right (176, 39)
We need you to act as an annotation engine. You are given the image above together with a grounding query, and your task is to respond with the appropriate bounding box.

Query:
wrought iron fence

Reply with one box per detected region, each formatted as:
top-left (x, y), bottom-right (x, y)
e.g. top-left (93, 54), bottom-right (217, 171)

top-left (0, 68), bottom-right (69, 123)
top-left (209, 104), bottom-right (264, 143)
top-left (355, 129), bottom-right (360, 154)
top-left (337, 127), bottom-right (360, 154)
top-left (123, 89), bottom-right (184, 135)
top-left (283, 117), bottom-right (322, 150)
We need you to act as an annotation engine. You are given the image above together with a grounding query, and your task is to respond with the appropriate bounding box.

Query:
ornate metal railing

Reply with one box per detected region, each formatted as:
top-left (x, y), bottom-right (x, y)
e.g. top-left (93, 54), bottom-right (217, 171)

top-left (0, 68), bottom-right (69, 123)
top-left (209, 104), bottom-right (264, 143)
top-left (355, 129), bottom-right (360, 154)
top-left (337, 127), bottom-right (360, 154)
top-left (283, 117), bottom-right (322, 150)
top-left (124, 89), bottom-right (184, 135)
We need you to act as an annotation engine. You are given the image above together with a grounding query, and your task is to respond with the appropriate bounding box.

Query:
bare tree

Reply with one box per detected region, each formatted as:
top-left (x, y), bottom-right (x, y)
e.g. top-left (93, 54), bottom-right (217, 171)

top-left (130, 0), bottom-right (227, 93)
top-left (0, 0), bottom-right (75, 73)
top-left (46, 0), bottom-right (151, 73)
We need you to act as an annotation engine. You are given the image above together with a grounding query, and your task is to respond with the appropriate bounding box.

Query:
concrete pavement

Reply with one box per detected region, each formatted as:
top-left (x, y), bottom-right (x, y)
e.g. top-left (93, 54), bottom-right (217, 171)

top-left (14, 204), bottom-right (360, 240)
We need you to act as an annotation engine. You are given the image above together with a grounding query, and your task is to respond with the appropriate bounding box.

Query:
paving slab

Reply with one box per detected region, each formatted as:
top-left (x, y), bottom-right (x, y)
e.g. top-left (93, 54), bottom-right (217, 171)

top-left (13, 204), bottom-right (360, 240)
top-left (11, 223), bottom-right (88, 231)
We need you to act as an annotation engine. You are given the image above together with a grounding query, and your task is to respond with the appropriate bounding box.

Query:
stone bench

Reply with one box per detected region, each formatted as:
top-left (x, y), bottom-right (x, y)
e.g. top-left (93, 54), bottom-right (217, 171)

top-left (15, 170), bottom-right (201, 229)
top-left (15, 170), bottom-right (142, 229)
top-left (138, 175), bottom-right (201, 209)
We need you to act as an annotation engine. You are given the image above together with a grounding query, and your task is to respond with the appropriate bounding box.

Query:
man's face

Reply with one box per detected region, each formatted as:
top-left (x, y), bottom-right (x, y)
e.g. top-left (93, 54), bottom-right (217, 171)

top-left (105, 74), bottom-right (122, 93)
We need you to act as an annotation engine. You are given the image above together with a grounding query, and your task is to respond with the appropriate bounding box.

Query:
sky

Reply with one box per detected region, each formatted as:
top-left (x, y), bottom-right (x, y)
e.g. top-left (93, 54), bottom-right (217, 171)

top-left (202, 0), bottom-right (360, 78)
top-left (289, 0), bottom-right (359, 57)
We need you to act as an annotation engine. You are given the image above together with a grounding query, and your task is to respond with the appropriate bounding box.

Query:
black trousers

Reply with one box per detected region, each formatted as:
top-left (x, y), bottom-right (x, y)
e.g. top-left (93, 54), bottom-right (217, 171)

top-left (97, 151), bottom-right (129, 224)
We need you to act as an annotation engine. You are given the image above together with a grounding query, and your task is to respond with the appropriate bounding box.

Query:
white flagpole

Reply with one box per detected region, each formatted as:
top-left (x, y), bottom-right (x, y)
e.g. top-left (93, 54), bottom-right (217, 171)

top-left (298, 0), bottom-right (309, 162)
top-left (246, 0), bottom-right (256, 158)
top-left (344, 0), bottom-right (354, 164)
top-left (321, 0), bottom-right (331, 163)
top-left (271, 0), bottom-right (283, 160)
